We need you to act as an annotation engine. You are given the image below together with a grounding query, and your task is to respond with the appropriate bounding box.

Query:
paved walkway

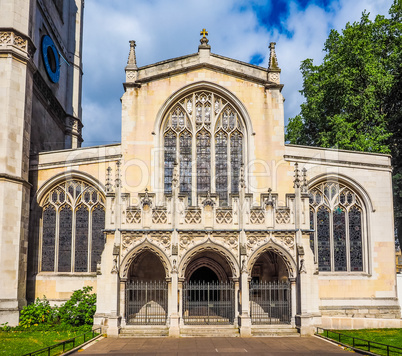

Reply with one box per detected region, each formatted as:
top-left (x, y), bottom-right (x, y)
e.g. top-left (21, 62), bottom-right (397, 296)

top-left (75, 336), bottom-right (352, 355)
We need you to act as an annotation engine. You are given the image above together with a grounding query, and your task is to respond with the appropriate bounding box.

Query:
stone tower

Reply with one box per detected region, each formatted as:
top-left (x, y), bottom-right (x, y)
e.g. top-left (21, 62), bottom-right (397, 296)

top-left (0, 0), bottom-right (84, 325)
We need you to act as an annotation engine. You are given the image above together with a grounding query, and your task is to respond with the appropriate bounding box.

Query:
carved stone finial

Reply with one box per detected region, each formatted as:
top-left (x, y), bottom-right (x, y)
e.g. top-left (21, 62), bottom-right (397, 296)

top-left (268, 42), bottom-right (281, 83)
top-left (115, 160), bottom-right (121, 188)
top-left (264, 187), bottom-right (274, 207)
top-left (141, 188), bottom-right (152, 208)
top-left (199, 28), bottom-right (211, 49)
top-left (268, 42), bottom-right (279, 69)
top-left (105, 166), bottom-right (113, 192)
top-left (293, 162), bottom-right (301, 189)
top-left (172, 160), bottom-right (179, 189)
top-left (127, 40), bottom-right (137, 68)
top-left (301, 167), bottom-right (308, 193)
top-left (126, 40), bottom-right (138, 82)
top-left (239, 163), bottom-right (246, 190)
top-left (202, 191), bottom-right (215, 207)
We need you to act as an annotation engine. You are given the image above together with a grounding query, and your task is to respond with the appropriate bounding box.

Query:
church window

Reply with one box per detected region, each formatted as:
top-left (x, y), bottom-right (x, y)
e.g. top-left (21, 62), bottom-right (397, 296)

top-left (164, 130), bottom-right (176, 194)
top-left (58, 205), bottom-right (72, 272)
top-left (197, 129), bottom-right (211, 194)
top-left (40, 180), bottom-right (106, 273)
top-left (309, 182), bottom-right (365, 272)
top-left (41, 205), bottom-right (56, 271)
top-left (163, 90), bottom-right (245, 206)
top-left (180, 131), bottom-right (192, 205)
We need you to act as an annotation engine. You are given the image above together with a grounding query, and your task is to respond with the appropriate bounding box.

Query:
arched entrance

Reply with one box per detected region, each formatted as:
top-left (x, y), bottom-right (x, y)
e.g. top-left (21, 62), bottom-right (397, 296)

top-left (182, 250), bottom-right (235, 325)
top-left (125, 251), bottom-right (168, 325)
top-left (249, 250), bottom-right (291, 325)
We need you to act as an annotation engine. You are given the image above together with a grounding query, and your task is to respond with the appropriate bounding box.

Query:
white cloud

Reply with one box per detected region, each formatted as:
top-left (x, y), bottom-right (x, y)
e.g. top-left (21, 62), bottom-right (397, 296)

top-left (81, 0), bottom-right (394, 146)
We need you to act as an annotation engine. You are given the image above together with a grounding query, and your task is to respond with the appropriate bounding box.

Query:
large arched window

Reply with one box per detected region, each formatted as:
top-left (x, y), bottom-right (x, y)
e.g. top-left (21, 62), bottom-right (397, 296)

top-left (163, 90), bottom-right (245, 206)
top-left (40, 179), bottom-right (106, 273)
top-left (309, 181), bottom-right (364, 272)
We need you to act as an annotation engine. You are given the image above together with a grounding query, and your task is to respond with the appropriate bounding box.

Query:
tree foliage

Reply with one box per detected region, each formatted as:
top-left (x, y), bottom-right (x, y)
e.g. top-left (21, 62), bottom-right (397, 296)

top-left (286, 0), bottom-right (402, 242)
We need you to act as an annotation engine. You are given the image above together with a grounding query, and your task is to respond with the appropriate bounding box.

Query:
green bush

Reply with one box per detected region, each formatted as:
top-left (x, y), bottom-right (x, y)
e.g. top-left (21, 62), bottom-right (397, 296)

top-left (58, 286), bottom-right (96, 326)
top-left (19, 296), bottom-right (58, 328)
top-left (16, 286), bottom-right (96, 329)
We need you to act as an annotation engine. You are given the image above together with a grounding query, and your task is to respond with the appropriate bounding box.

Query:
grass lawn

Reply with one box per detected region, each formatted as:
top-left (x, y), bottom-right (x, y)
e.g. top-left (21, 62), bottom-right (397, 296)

top-left (320, 328), bottom-right (402, 356)
top-left (0, 328), bottom-right (97, 356)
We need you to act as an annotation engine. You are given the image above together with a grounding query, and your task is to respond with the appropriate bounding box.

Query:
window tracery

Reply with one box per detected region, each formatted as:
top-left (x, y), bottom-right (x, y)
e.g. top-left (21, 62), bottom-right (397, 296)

top-left (40, 179), bottom-right (106, 273)
top-left (163, 90), bottom-right (245, 206)
top-left (309, 181), bottom-right (364, 272)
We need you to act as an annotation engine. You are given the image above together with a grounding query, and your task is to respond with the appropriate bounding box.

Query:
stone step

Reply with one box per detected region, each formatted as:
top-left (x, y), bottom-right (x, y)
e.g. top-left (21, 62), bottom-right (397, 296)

top-left (180, 325), bottom-right (240, 337)
top-left (251, 325), bottom-right (300, 337)
top-left (119, 325), bottom-right (169, 338)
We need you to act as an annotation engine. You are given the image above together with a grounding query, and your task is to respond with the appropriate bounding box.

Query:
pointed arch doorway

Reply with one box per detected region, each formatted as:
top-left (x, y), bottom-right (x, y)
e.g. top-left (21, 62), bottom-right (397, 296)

top-left (249, 250), bottom-right (291, 325)
top-left (125, 250), bottom-right (168, 325)
top-left (182, 250), bottom-right (235, 325)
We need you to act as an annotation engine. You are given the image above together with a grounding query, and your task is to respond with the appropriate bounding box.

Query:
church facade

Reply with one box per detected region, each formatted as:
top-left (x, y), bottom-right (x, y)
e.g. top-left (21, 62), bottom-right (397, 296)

top-left (0, 2), bottom-right (400, 336)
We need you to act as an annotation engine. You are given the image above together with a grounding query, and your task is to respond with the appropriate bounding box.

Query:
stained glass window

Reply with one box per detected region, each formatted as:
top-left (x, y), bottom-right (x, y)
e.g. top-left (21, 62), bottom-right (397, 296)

top-left (75, 205), bottom-right (89, 272)
top-left (58, 205), bottom-right (72, 272)
top-left (40, 180), bottom-right (105, 273)
top-left (42, 205), bottom-right (56, 271)
top-left (216, 131), bottom-right (228, 206)
top-left (91, 205), bottom-right (105, 272)
top-left (230, 131), bottom-right (242, 195)
top-left (333, 207), bottom-right (347, 271)
top-left (309, 208), bottom-right (314, 253)
top-left (317, 206), bottom-right (331, 271)
top-left (309, 182), bottom-right (364, 272)
top-left (180, 131), bottom-right (192, 205)
top-left (164, 130), bottom-right (176, 194)
top-left (349, 206), bottom-right (363, 271)
top-left (162, 90), bottom-right (245, 206)
top-left (197, 130), bottom-right (211, 194)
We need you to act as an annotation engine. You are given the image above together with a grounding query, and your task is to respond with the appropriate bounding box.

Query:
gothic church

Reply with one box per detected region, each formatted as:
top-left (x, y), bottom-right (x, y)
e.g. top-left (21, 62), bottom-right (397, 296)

top-left (0, 1), bottom-right (400, 337)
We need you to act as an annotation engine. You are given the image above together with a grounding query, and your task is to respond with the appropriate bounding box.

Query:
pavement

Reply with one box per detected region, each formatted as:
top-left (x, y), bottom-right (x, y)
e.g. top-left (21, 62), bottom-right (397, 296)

top-left (74, 336), bottom-right (353, 355)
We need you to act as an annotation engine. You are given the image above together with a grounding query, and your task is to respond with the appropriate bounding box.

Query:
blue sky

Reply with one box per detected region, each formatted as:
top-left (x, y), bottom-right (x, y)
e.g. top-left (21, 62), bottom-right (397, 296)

top-left (81, 0), bottom-right (393, 147)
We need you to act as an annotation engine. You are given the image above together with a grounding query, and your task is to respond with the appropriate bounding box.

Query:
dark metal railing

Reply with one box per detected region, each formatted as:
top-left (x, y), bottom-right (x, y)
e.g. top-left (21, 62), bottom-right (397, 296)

top-left (22, 327), bottom-right (101, 356)
top-left (316, 327), bottom-right (402, 356)
top-left (249, 281), bottom-right (291, 325)
top-left (182, 281), bottom-right (235, 325)
top-left (125, 280), bottom-right (168, 325)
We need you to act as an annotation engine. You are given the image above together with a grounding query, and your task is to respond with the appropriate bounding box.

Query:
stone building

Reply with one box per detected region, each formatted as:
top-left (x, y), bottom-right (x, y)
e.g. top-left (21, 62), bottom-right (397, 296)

top-left (0, 0), bottom-right (83, 326)
top-left (0, 3), bottom-right (400, 336)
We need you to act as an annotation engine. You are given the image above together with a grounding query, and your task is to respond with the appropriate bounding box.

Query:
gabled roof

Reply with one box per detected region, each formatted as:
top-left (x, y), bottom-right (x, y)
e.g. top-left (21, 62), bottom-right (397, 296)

top-left (124, 35), bottom-right (282, 90)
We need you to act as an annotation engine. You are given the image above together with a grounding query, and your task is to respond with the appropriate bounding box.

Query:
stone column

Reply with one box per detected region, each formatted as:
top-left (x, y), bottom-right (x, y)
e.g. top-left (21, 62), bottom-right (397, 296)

top-left (119, 280), bottom-right (127, 327)
top-left (290, 277), bottom-right (297, 327)
top-left (168, 261), bottom-right (180, 336)
top-left (233, 278), bottom-right (240, 327)
top-left (178, 279), bottom-right (184, 326)
top-left (239, 259), bottom-right (251, 337)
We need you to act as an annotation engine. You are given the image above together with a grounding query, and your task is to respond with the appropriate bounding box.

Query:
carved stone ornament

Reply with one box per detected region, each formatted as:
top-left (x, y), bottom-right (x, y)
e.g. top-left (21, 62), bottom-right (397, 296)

top-left (111, 256), bottom-right (119, 274)
top-left (241, 258), bottom-right (247, 273)
top-left (202, 191), bottom-right (215, 207)
top-left (293, 162), bottom-right (301, 189)
top-left (96, 261), bottom-right (102, 275)
top-left (299, 258), bottom-right (307, 274)
top-left (141, 188), bottom-right (152, 208)
top-left (301, 167), bottom-right (308, 194)
top-left (264, 188), bottom-right (274, 207)
top-left (171, 259), bottom-right (178, 274)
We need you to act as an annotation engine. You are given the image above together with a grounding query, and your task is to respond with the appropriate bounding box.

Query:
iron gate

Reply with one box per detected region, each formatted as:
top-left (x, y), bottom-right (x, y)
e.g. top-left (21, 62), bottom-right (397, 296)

top-left (182, 281), bottom-right (235, 325)
top-left (125, 280), bottom-right (168, 325)
top-left (249, 281), bottom-right (291, 325)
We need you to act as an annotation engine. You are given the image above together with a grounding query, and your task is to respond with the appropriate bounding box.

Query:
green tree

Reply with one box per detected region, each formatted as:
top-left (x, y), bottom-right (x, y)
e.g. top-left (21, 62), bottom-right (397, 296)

top-left (286, 0), bottom-right (402, 243)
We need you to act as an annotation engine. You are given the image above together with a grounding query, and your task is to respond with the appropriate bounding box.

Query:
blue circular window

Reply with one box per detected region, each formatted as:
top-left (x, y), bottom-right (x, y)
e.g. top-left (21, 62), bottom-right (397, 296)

top-left (41, 35), bottom-right (60, 83)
